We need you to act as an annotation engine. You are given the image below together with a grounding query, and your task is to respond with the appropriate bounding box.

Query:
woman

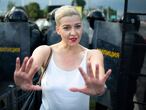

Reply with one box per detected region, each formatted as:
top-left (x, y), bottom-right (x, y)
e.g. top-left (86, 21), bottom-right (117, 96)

top-left (14, 5), bottom-right (111, 110)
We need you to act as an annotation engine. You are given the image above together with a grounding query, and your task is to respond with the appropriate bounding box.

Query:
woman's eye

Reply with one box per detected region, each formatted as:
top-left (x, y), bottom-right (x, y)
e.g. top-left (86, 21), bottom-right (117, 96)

top-left (63, 26), bottom-right (71, 30)
top-left (75, 25), bottom-right (81, 29)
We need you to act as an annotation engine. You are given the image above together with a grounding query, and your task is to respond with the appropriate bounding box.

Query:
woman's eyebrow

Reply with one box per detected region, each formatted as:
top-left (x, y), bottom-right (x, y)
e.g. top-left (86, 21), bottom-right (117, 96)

top-left (61, 24), bottom-right (70, 27)
top-left (63, 23), bottom-right (81, 26)
top-left (75, 23), bottom-right (81, 25)
top-left (61, 22), bottom-right (82, 27)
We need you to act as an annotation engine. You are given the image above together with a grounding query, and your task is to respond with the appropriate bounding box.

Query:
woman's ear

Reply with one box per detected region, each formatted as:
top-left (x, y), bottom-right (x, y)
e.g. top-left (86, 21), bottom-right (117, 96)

top-left (56, 26), bottom-right (60, 35)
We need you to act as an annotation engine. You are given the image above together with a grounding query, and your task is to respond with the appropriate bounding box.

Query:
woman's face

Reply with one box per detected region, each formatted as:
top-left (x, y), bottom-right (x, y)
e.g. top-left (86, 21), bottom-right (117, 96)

top-left (56, 15), bottom-right (83, 46)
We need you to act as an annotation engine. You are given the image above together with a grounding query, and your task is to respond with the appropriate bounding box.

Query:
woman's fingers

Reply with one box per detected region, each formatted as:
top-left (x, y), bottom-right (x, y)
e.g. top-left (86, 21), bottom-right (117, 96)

top-left (103, 69), bottom-right (112, 81)
top-left (25, 57), bottom-right (33, 73)
top-left (21, 57), bottom-right (29, 72)
top-left (15, 57), bottom-right (20, 72)
top-left (30, 85), bottom-right (42, 91)
top-left (70, 87), bottom-right (89, 95)
top-left (28, 64), bottom-right (39, 79)
top-left (95, 64), bottom-right (99, 79)
top-left (87, 62), bottom-right (94, 78)
top-left (22, 84), bottom-right (42, 91)
top-left (78, 67), bottom-right (89, 82)
top-left (14, 57), bottom-right (20, 83)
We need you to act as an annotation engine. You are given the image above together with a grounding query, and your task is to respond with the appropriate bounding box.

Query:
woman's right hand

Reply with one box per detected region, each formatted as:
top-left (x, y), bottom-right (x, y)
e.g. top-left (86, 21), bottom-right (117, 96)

top-left (14, 57), bottom-right (42, 91)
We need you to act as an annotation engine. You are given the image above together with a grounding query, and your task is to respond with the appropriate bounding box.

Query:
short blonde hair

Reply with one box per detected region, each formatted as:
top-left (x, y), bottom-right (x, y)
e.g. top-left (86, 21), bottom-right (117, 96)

top-left (55, 5), bottom-right (81, 25)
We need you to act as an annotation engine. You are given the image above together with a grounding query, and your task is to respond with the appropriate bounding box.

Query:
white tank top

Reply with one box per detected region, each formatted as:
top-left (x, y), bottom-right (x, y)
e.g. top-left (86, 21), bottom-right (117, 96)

top-left (40, 50), bottom-right (90, 110)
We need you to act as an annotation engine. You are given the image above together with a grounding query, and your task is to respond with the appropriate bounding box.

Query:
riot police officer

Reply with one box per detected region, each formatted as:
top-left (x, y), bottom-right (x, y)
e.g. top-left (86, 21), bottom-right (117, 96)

top-left (4, 6), bottom-right (42, 54)
top-left (119, 13), bottom-right (146, 110)
top-left (87, 9), bottom-right (106, 48)
top-left (4, 6), bottom-right (28, 22)
top-left (87, 9), bottom-right (106, 29)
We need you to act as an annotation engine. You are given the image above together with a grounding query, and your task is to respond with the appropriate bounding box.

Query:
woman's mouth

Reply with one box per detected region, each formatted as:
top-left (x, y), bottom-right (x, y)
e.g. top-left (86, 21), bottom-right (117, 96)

top-left (69, 38), bottom-right (77, 42)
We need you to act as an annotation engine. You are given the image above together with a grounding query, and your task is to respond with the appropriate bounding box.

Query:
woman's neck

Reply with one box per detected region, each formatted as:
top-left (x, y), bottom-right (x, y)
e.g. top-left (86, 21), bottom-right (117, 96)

top-left (59, 42), bottom-right (79, 51)
top-left (54, 42), bottom-right (84, 55)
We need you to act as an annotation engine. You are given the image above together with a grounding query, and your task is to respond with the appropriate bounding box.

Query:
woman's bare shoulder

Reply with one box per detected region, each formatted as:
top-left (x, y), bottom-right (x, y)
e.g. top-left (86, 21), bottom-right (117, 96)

top-left (34, 45), bottom-right (50, 51)
top-left (32, 45), bottom-right (51, 55)
top-left (87, 49), bottom-right (104, 65)
top-left (88, 49), bottom-right (103, 56)
top-left (31, 45), bottom-right (52, 67)
top-left (32, 45), bottom-right (51, 60)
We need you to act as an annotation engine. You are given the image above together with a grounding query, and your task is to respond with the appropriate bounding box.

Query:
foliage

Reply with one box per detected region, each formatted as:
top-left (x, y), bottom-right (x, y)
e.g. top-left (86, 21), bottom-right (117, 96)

top-left (103, 7), bottom-right (117, 21)
top-left (24, 2), bottom-right (48, 21)
top-left (108, 7), bottom-right (117, 16)
top-left (43, 6), bottom-right (49, 18)
top-left (24, 2), bottom-right (41, 21)
top-left (71, 0), bottom-right (86, 10)
top-left (7, 1), bottom-right (15, 11)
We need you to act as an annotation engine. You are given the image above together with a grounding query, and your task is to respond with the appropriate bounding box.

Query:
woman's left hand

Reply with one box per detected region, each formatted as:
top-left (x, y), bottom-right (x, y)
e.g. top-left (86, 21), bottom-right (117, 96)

top-left (70, 62), bottom-right (112, 96)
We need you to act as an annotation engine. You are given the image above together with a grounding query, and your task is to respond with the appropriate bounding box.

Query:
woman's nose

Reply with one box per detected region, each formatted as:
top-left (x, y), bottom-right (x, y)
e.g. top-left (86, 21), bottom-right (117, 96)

top-left (70, 28), bottom-right (76, 35)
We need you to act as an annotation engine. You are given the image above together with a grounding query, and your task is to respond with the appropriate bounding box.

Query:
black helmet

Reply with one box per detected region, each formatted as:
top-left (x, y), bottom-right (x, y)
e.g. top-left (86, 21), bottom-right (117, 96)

top-left (87, 9), bottom-right (105, 29)
top-left (4, 6), bottom-right (28, 22)
top-left (87, 10), bottom-right (105, 21)
top-left (122, 13), bottom-right (140, 31)
top-left (47, 8), bottom-right (58, 21)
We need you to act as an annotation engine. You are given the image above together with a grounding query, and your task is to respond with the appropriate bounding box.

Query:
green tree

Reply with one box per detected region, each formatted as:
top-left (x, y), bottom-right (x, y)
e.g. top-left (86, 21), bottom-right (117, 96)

top-left (43, 6), bottom-right (49, 18)
top-left (7, 0), bottom-right (15, 11)
top-left (108, 7), bottom-right (117, 21)
top-left (108, 7), bottom-right (117, 16)
top-left (71, 0), bottom-right (86, 11)
top-left (25, 2), bottom-right (41, 21)
top-left (104, 7), bottom-right (117, 21)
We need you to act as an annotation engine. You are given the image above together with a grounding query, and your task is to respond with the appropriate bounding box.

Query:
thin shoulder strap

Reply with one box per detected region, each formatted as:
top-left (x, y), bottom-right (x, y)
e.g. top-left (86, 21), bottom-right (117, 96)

top-left (43, 47), bottom-right (52, 72)
top-left (37, 47), bottom-right (52, 84)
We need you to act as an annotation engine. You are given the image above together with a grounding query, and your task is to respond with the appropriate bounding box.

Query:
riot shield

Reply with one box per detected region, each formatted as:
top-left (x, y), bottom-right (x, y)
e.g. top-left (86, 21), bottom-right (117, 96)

top-left (92, 20), bottom-right (122, 109)
top-left (92, 20), bottom-right (122, 89)
top-left (0, 22), bottom-right (30, 83)
top-left (92, 20), bottom-right (146, 110)
top-left (117, 24), bottom-right (146, 110)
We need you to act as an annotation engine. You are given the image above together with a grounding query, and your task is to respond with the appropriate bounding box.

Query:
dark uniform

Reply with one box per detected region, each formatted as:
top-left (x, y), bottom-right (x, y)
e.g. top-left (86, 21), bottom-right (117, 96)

top-left (118, 13), bottom-right (146, 110)
top-left (4, 6), bottom-right (42, 54)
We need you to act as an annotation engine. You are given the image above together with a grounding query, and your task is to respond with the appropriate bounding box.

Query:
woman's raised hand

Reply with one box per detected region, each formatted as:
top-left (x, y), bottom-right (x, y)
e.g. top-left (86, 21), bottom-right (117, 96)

top-left (14, 57), bottom-right (42, 91)
top-left (70, 62), bottom-right (111, 96)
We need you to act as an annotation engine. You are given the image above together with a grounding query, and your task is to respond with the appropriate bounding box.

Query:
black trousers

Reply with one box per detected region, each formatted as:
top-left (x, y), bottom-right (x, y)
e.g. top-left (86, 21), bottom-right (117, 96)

top-left (95, 103), bottom-right (108, 110)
